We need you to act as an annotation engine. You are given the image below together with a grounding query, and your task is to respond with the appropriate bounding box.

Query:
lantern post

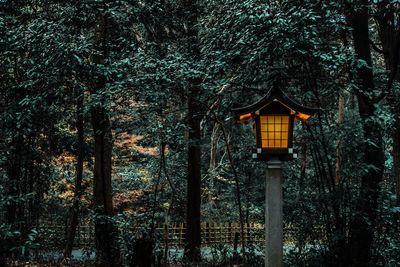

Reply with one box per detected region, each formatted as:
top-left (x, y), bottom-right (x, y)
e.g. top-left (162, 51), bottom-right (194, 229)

top-left (265, 158), bottom-right (283, 267)
top-left (233, 83), bottom-right (318, 267)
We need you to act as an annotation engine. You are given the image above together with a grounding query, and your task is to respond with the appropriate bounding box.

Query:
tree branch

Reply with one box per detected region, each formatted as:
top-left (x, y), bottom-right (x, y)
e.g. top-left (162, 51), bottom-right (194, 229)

top-left (369, 39), bottom-right (386, 55)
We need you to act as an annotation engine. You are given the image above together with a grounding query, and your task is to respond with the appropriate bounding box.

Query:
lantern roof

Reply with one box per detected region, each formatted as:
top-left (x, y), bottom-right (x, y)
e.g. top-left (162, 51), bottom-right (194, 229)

top-left (233, 86), bottom-right (320, 122)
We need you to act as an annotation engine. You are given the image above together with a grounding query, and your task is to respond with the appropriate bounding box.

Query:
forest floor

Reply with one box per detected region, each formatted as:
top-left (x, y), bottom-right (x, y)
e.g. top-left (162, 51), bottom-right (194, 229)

top-left (3, 247), bottom-right (256, 266)
top-left (4, 260), bottom-right (95, 267)
top-left (3, 245), bottom-right (316, 266)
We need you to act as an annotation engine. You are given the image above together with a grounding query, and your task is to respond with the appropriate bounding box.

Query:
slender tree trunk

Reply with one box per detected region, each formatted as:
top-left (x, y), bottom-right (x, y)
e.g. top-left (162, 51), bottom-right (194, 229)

top-left (91, 12), bottom-right (121, 266)
top-left (335, 95), bottom-right (344, 186)
top-left (64, 1), bottom-right (84, 258)
top-left (208, 122), bottom-right (220, 202)
top-left (219, 123), bottom-right (246, 254)
top-left (375, 5), bottom-right (400, 207)
top-left (64, 91), bottom-right (85, 259)
top-left (333, 94), bottom-right (346, 266)
top-left (209, 122), bottom-right (220, 171)
top-left (388, 93), bottom-right (400, 213)
top-left (394, 118), bottom-right (400, 207)
top-left (348, 4), bottom-right (385, 266)
top-left (298, 132), bottom-right (307, 201)
top-left (185, 77), bottom-right (202, 261)
top-left (183, 0), bottom-right (202, 261)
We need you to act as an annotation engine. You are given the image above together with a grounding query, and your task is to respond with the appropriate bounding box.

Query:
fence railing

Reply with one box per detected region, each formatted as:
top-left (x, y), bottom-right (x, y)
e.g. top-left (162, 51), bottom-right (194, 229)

top-left (155, 222), bottom-right (266, 246)
top-left (36, 222), bottom-right (311, 249)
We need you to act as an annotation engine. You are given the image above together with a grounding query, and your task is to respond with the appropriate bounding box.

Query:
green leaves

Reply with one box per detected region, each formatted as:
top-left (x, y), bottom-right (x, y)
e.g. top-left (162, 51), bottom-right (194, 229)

top-left (73, 54), bottom-right (84, 64)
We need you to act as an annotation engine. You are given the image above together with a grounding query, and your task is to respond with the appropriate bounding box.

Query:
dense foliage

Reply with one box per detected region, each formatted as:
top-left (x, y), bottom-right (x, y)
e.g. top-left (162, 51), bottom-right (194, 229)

top-left (1, 0), bottom-right (400, 266)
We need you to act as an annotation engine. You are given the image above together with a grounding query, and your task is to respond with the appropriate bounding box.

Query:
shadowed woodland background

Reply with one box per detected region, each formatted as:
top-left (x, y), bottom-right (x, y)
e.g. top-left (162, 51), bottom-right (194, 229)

top-left (1, 0), bottom-right (400, 266)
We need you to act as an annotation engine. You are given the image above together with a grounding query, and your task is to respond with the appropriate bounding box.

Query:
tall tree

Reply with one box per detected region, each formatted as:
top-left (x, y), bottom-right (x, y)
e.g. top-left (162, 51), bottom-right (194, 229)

top-left (90, 11), bottom-right (121, 266)
top-left (183, 0), bottom-right (202, 261)
top-left (375, 2), bottom-right (400, 207)
top-left (347, 2), bottom-right (385, 265)
top-left (64, 1), bottom-right (86, 258)
top-left (64, 89), bottom-right (85, 259)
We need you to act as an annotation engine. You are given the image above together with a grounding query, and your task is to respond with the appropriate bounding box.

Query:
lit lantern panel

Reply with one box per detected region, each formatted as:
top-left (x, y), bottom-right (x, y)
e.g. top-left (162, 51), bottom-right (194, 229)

top-left (260, 115), bottom-right (289, 148)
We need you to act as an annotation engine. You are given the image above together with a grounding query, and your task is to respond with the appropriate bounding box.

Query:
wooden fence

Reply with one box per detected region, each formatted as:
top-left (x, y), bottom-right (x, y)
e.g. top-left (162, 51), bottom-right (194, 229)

top-left (36, 222), bottom-right (304, 248)
top-left (156, 222), bottom-right (265, 246)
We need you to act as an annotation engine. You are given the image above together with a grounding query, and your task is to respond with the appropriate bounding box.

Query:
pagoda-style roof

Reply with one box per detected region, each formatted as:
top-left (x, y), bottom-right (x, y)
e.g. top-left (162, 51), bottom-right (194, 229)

top-left (233, 86), bottom-right (320, 122)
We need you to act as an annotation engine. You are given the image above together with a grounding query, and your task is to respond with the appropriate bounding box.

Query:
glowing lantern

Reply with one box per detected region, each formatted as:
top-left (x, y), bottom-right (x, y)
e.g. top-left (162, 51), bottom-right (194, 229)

top-left (234, 86), bottom-right (319, 161)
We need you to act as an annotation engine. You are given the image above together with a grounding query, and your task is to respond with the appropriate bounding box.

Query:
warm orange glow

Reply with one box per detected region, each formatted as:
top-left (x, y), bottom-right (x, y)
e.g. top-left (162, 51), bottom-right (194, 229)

top-left (239, 113), bottom-right (253, 122)
top-left (260, 115), bottom-right (289, 148)
top-left (295, 112), bottom-right (311, 121)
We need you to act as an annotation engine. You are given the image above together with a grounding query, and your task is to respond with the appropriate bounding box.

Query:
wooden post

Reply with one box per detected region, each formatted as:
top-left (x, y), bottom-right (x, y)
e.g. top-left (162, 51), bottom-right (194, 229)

top-left (265, 159), bottom-right (283, 267)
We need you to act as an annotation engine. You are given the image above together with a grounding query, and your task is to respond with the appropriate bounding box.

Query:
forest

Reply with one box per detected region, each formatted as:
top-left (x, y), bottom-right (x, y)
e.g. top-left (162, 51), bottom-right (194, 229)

top-left (1, 0), bottom-right (400, 266)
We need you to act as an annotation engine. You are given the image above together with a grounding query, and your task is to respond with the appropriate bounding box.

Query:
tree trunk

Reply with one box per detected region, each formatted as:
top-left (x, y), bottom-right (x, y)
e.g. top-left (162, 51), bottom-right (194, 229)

top-left (207, 122), bottom-right (220, 203)
top-left (335, 95), bottom-right (344, 186)
top-left (298, 132), bottom-right (307, 201)
top-left (64, 91), bottom-right (85, 259)
top-left (348, 4), bottom-right (385, 266)
top-left (209, 122), bottom-right (220, 171)
top-left (375, 4), bottom-right (400, 207)
top-left (394, 118), bottom-right (400, 207)
top-left (185, 77), bottom-right (202, 261)
top-left (91, 105), bottom-right (120, 266)
top-left (91, 12), bottom-right (121, 266)
top-left (182, 0), bottom-right (202, 261)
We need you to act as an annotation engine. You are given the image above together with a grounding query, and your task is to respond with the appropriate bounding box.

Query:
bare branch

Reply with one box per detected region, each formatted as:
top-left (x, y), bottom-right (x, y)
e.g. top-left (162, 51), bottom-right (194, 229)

top-left (369, 39), bottom-right (386, 55)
